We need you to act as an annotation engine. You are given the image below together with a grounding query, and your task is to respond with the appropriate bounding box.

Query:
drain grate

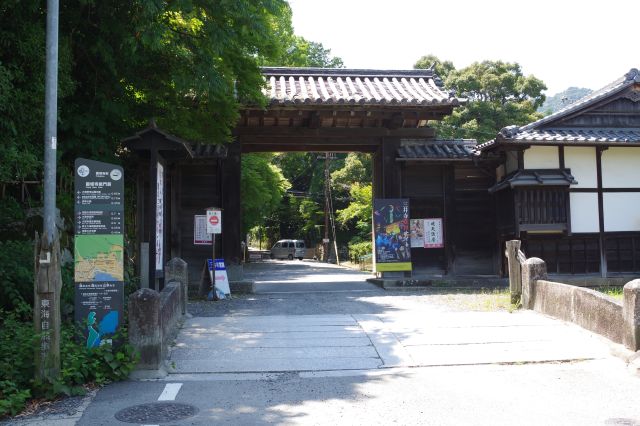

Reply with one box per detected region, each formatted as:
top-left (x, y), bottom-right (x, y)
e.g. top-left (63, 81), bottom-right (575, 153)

top-left (114, 402), bottom-right (198, 424)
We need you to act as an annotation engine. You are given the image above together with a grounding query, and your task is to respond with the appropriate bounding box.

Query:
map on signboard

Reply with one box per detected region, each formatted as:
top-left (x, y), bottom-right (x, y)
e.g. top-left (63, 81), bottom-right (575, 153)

top-left (74, 235), bottom-right (124, 282)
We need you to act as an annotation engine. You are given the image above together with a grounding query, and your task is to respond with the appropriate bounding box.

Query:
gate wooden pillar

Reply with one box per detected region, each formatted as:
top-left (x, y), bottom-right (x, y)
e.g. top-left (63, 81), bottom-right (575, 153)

top-left (123, 121), bottom-right (193, 291)
top-left (221, 140), bottom-right (242, 264)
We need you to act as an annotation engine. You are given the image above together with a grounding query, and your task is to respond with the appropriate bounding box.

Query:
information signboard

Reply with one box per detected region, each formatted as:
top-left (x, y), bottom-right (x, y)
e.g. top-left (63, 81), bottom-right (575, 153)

top-left (373, 199), bottom-right (412, 272)
top-left (74, 158), bottom-right (124, 347)
top-left (193, 215), bottom-right (212, 245)
top-left (424, 218), bottom-right (444, 248)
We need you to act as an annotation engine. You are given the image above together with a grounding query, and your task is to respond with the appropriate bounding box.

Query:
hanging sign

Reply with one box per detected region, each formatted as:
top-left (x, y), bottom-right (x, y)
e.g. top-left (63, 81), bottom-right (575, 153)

top-left (206, 208), bottom-right (222, 234)
top-left (155, 162), bottom-right (164, 271)
top-left (424, 218), bottom-right (444, 248)
top-left (373, 199), bottom-right (412, 272)
top-left (194, 215), bottom-right (212, 245)
top-left (74, 158), bottom-right (124, 347)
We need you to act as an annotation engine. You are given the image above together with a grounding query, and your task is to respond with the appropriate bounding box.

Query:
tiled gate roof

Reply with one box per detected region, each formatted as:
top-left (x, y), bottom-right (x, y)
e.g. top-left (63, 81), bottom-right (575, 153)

top-left (261, 67), bottom-right (461, 107)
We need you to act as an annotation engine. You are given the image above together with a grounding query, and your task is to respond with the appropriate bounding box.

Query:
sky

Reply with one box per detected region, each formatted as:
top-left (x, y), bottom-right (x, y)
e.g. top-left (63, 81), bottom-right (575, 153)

top-left (287, 0), bottom-right (638, 95)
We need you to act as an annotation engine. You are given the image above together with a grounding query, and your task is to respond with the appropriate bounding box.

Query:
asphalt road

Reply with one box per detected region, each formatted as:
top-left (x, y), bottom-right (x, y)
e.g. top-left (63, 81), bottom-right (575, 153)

top-left (72, 261), bottom-right (640, 426)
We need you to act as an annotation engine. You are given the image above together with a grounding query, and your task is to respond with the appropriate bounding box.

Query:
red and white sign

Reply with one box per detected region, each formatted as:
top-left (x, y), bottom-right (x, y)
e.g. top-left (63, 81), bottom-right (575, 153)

top-left (206, 209), bottom-right (222, 234)
top-left (424, 218), bottom-right (444, 248)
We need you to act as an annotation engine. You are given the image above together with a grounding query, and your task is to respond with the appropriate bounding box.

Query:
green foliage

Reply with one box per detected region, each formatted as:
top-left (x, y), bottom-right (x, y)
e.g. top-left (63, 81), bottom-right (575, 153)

top-left (336, 183), bottom-right (372, 239)
top-left (55, 327), bottom-right (139, 397)
top-left (414, 57), bottom-right (547, 142)
top-left (348, 240), bottom-right (372, 262)
top-left (414, 54), bottom-right (455, 81)
top-left (331, 153), bottom-right (371, 196)
top-left (0, 312), bottom-right (139, 418)
top-left (539, 87), bottom-right (592, 115)
top-left (0, 380), bottom-right (31, 417)
top-left (0, 240), bottom-right (35, 312)
top-left (265, 35), bottom-right (344, 68)
top-left (241, 153), bottom-right (290, 233)
top-left (0, 0), bottom-right (295, 184)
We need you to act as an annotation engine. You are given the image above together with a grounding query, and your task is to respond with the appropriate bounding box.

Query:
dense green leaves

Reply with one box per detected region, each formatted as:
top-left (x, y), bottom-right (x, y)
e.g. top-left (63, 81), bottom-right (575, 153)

top-left (241, 153), bottom-right (290, 233)
top-left (415, 57), bottom-right (547, 142)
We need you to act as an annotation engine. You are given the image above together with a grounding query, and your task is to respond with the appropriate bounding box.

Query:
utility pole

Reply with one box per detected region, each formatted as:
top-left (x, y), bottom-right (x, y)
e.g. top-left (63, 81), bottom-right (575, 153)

top-left (35, 0), bottom-right (62, 385)
top-left (323, 153), bottom-right (330, 262)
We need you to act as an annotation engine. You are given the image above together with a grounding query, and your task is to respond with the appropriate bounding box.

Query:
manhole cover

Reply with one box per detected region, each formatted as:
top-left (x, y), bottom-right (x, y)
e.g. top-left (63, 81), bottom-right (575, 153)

top-left (605, 419), bottom-right (640, 426)
top-left (114, 402), bottom-right (198, 423)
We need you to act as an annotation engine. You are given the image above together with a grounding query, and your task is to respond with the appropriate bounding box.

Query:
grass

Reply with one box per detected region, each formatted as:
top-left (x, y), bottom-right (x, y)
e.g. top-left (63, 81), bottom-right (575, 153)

top-left (597, 286), bottom-right (623, 300)
top-left (437, 288), bottom-right (520, 312)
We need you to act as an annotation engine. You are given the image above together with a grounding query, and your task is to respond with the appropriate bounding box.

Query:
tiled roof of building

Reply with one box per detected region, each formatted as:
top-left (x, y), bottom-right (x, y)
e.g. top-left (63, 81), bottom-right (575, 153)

top-left (489, 169), bottom-right (577, 193)
top-left (261, 67), bottom-right (461, 107)
top-left (477, 68), bottom-right (640, 150)
top-left (397, 139), bottom-right (476, 160)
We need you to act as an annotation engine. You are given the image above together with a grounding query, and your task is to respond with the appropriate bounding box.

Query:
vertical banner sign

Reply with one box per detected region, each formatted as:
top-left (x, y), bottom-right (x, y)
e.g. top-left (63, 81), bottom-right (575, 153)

top-left (424, 218), bottom-right (444, 248)
top-left (410, 219), bottom-right (425, 248)
top-left (373, 199), bottom-right (412, 272)
top-left (155, 162), bottom-right (164, 271)
top-left (74, 159), bottom-right (124, 347)
top-left (193, 215), bottom-right (212, 245)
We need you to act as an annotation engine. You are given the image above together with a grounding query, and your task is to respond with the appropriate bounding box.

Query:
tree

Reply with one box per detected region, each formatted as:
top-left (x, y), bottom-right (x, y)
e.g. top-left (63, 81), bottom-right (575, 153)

top-left (336, 183), bottom-right (372, 240)
top-left (414, 54), bottom-right (455, 82)
top-left (539, 87), bottom-right (592, 115)
top-left (438, 60), bottom-right (547, 142)
top-left (241, 153), bottom-right (290, 233)
top-left (0, 0), bottom-right (295, 184)
top-left (414, 56), bottom-right (547, 142)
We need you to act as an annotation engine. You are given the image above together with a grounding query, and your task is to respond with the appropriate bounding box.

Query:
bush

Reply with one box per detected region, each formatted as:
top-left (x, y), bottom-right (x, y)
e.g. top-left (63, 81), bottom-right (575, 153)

top-left (348, 240), bottom-right (372, 262)
top-left (0, 310), bottom-right (139, 418)
top-left (0, 240), bottom-right (35, 312)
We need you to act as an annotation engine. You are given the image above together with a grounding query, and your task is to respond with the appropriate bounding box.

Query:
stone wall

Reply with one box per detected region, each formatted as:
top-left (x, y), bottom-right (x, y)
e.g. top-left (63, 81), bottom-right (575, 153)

top-left (534, 280), bottom-right (623, 344)
top-left (514, 247), bottom-right (640, 352)
top-left (129, 258), bottom-right (188, 375)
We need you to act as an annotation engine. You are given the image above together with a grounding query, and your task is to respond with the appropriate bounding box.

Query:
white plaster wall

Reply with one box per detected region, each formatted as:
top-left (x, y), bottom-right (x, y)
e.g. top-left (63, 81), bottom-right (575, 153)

top-left (505, 151), bottom-right (518, 174)
top-left (601, 147), bottom-right (640, 188)
top-left (524, 146), bottom-right (559, 169)
top-left (604, 193), bottom-right (640, 231)
top-left (564, 147), bottom-right (597, 188)
top-left (570, 193), bottom-right (599, 233)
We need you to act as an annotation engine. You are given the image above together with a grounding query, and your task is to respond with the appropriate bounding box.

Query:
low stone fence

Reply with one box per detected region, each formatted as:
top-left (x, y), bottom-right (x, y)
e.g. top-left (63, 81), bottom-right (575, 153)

top-left (506, 240), bottom-right (640, 352)
top-left (128, 258), bottom-right (188, 375)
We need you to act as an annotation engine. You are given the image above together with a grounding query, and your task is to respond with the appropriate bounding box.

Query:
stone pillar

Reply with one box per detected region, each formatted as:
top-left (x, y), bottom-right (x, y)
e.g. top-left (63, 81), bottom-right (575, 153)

top-left (505, 240), bottom-right (522, 304)
top-left (128, 288), bottom-right (161, 370)
top-left (165, 257), bottom-right (188, 315)
top-left (521, 257), bottom-right (547, 310)
top-left (623, 279), bottom-right (640, 351)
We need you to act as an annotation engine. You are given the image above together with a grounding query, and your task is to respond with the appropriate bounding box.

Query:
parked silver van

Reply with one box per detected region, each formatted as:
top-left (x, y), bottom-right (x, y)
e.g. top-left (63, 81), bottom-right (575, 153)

top-left (270, 239), bottom-right (306, 260)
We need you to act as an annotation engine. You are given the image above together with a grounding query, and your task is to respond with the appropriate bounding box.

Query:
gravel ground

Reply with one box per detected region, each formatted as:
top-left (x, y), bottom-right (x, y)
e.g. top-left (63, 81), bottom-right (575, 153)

top-left (188, 287), bottom-right (514, 318)
top-left (1, 389), bottom-right (97, 425)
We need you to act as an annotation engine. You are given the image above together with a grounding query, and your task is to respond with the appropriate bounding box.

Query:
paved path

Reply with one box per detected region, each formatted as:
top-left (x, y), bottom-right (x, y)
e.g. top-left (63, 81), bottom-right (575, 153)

top-left (71, 261), bottom-right (640, 425)
top-left (168, 311), bottom-right (610, 375)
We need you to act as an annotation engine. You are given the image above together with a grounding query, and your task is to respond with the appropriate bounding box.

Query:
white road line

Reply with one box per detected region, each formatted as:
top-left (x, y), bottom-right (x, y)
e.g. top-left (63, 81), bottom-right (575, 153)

top-left (158, 382), bottom-right (183, 401)
top-left (142, 383), bottom-right (184, 426)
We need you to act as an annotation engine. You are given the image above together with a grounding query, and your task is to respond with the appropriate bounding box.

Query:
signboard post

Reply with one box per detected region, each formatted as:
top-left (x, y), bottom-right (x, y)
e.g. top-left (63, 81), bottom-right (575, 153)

top-left (205, 208), bottom-right (222, 300)
top-left (373, 199), bottom-right (412, 272)
top-left (74, 158), bottom-right (124, 347)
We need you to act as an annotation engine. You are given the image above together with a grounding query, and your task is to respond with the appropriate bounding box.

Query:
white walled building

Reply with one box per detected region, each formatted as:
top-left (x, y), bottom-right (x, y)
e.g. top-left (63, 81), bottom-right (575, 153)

top-left (477, 68), bottom-right (640, 277)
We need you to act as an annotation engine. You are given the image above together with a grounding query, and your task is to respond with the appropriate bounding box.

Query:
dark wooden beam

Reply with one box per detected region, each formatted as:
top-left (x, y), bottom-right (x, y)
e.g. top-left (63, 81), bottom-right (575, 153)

top-left (235, 126), bottom-right (436, 138)
top-left (596, 146), bottom-right (607, 277)
top-left (242, 144), bottom-right (379, 153)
